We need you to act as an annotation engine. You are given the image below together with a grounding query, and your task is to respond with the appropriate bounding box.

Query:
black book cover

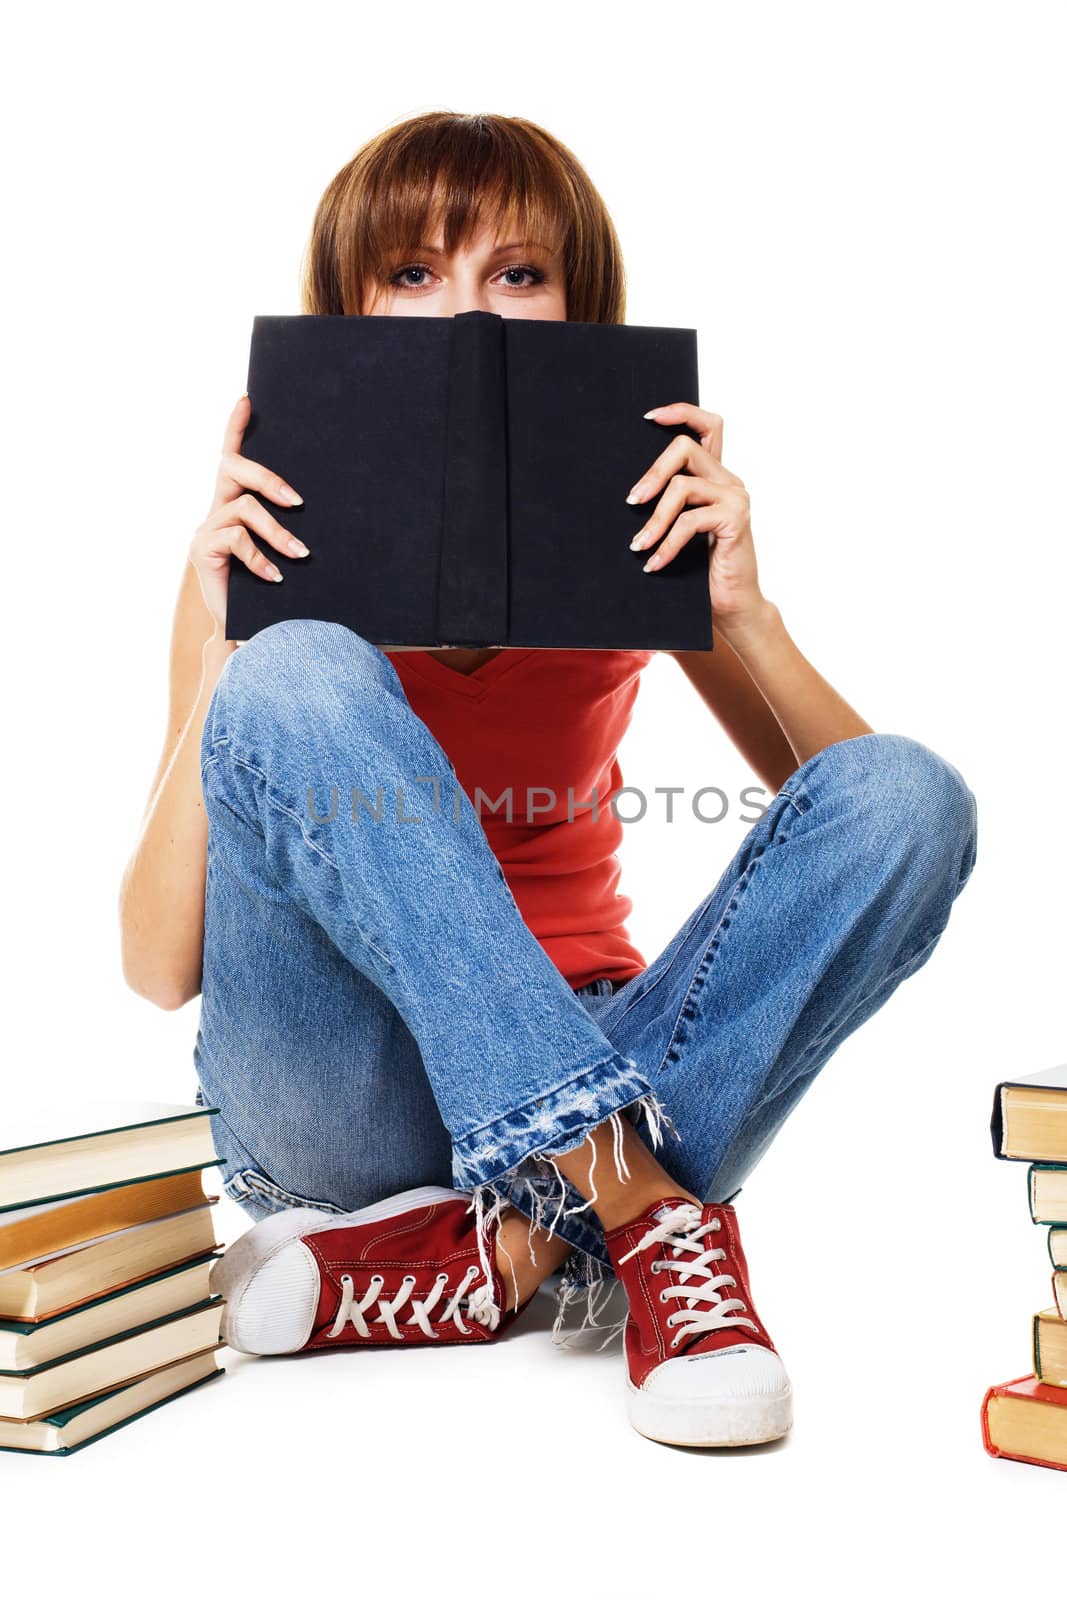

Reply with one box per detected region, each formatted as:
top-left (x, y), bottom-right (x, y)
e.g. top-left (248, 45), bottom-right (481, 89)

top-left (225, 311), bottom-right (713, 650)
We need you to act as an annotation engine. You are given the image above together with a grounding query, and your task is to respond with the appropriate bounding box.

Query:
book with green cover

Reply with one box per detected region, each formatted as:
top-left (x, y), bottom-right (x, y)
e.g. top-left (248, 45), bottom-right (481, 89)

top-left (0, 1101), bottom-right (221, 1211)
top-left (0, 1349), bottom-right (223, 1455)
top-left (1029, 1163), bottom-right (1067, 1225)
top-left (0, 1297), bottom-right (224, 1421)
top-left (0, 1253), bottom-right (221, 1370)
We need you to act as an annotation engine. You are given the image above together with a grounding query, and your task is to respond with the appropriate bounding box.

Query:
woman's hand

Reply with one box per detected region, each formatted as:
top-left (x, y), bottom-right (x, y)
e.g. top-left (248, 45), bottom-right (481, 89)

top-left (189, 394), bottom-right (310, 632)
top-left (626, 404), bottom-right (765, 631)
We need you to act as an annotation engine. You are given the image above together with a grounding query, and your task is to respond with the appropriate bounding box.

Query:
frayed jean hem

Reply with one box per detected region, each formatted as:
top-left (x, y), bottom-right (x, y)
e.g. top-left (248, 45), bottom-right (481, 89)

top-left (449, 1052), bottom-right (656, 1193)
top-left (451, 1053), bottom-right (678, 1308)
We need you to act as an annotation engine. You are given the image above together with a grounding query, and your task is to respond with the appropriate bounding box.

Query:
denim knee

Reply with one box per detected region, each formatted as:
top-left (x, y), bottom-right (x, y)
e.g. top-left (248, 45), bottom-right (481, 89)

top-left (820, 731), bottom-right (977, 892)
top-left (227, 619), bottom-right (399, 699)
top-left (211, 621), bottom-right (408, 756)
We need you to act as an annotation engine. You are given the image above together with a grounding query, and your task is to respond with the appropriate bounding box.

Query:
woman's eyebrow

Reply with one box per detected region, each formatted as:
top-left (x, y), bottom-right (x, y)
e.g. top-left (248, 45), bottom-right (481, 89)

top-left (411, 239), bottom-right (553, 256)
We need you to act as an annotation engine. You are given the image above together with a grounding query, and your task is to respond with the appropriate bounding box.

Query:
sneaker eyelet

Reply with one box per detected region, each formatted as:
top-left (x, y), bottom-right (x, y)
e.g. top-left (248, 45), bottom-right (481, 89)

top-left (402, 1274), bottom-right (416, 1284)
top-left (437, 1272), bottom-right (449, 1283)
top-left (340, 1273), bottom-right (353, 1285)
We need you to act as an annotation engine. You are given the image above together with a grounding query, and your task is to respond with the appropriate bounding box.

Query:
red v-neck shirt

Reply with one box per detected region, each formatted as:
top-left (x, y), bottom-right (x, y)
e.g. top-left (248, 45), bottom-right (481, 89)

top-left (387, 648), bottom-right (654, 991)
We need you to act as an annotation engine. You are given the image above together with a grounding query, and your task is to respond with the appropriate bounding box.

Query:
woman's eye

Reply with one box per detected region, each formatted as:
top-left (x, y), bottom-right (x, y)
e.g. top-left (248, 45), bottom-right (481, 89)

top-left (497, 265), bottom-right (546, 288)
top-left (389, 264), bottom-right (437, 290)
top-left (387, 263), bottom-right (547, 293)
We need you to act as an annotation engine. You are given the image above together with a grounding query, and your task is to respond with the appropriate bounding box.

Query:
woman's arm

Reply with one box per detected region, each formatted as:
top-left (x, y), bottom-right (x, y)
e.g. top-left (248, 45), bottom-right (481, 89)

top-left (629, 402), bottom-right (872, 791)
top-left (669, 600), bottom-right (873, 795)
top-left (119, 563), bottom-right (234, 1009)
top-left (118, 394), bottom-right (307, 1010)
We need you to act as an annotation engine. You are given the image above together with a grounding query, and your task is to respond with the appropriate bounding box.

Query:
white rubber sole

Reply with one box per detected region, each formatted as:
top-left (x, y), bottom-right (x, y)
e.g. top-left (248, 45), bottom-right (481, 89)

top-left (627, 1380), bottom-right (794, 1448)
top-left (211, 1184), bottom-right (462, 1353)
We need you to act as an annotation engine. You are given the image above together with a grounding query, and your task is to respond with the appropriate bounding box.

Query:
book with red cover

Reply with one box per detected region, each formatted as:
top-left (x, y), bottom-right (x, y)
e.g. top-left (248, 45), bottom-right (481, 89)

top-left (980, 1372), bottom-right (1067, 1471)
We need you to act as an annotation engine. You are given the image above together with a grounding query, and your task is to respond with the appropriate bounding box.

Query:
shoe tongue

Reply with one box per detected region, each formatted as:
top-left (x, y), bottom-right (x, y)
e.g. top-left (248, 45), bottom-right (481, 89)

top-left (648, 1199), bottom-right (697, 1225)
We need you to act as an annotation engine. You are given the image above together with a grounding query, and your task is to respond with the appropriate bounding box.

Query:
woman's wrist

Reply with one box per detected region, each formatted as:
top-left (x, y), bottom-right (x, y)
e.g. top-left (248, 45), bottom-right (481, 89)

top-left (714, 595), bottom-right (782, 658)
top-left (201, 630), bottom-right (237, 688)
top-left (204, 627), bottom-right (237, 658)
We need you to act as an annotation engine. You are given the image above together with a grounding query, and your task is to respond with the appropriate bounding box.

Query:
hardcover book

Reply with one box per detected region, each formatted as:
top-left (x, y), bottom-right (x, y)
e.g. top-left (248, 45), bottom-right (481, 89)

top-left (0, 1349), bottom-right (222, 1456)
top-left (989, 1064), bottom-right (1067, 1162)
top-left (0, 1101), bottom-right (221, 1211)
top-left (980, 1372), bottom-right (1067, 1471)
top-left (0, 1167), bottom-right (214, 1273)
top-left (1033, 1305), bottom-right (1067, 1386)
top-left (225, 311), bottom-right (714, 651)
top-left (0, 1296), bottom-right (224, 1422)
top-left (0, 1250), bottom-right (220, 1362)
top-left (1028, 1163), bottom-right (1067, 1224)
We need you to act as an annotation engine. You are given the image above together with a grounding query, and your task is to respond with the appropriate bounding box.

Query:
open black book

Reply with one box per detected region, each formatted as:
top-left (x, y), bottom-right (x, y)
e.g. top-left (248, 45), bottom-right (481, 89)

top-left (225, 310), bottom-right (713, 650)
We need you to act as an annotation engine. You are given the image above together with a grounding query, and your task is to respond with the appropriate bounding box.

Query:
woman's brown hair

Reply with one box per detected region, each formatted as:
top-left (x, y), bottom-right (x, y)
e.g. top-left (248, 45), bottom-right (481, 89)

top-left (300, 111), bottom-right (626, 325)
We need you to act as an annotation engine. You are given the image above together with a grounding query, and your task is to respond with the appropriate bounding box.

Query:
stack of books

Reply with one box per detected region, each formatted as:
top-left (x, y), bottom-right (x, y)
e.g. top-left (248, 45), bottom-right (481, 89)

top-left (981, 1064), bottom-right (1067, 1471)
top-left (0, 1101), bottom-right (226, 1456)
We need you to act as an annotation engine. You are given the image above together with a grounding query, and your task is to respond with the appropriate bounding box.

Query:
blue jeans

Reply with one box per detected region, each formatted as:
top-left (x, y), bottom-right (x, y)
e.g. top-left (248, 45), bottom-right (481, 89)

top-left (194, 619), bottom-right (977, 1276)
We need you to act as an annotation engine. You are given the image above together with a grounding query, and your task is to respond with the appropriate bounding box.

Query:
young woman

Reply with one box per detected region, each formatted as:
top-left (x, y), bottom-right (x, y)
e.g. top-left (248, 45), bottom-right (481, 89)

top-left (119, 111), bottom-right (977, 1450)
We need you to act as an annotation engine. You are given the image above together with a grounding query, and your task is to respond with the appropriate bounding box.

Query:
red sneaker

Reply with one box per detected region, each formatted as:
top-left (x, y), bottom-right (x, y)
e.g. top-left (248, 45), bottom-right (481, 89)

top-left (605, 1198), bottom-right (793, 1447)
top-left (211, 1185), bottom-right (522, 1355)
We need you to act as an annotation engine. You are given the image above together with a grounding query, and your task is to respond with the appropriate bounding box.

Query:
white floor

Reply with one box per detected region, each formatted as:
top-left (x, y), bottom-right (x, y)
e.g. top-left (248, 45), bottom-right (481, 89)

top-left (3, 1137), bottom-right (1061, 1600)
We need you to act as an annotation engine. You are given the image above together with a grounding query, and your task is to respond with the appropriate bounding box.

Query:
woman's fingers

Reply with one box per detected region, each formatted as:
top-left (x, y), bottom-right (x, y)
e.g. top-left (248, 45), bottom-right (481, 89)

top-left (627, 426), bottom-right (735, 508)
top-left (225, 522), bottom-right (286, 584)
top-left (221, 393), bottom-right (251, 459)
top-left (644, 402), bottom-right (725, 462)
top-left (203, 492), bottom-right (310, 570)
top-left (629, 474), bottom-right (750, 570)
top-left (219, 448), bottom-right (304, 509)
top-left (209, 395), bottom-right (303, 516)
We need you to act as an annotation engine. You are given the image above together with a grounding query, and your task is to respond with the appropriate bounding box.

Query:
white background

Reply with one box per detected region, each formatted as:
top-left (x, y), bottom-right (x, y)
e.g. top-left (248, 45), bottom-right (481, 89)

top-left (3, 1), bottom-right (1065, 1593)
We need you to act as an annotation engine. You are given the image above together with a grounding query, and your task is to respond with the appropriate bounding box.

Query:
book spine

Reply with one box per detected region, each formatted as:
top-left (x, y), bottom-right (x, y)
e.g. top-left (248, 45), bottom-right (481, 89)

top-left (989, 1081), bottom-right (1006, 1157)
top-left (436, 311), bottom-right (509, 646)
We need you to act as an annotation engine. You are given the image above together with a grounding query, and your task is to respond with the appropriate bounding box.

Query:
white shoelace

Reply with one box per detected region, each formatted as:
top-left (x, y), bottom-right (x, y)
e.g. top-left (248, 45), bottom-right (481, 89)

top-left (617, 1202), bottom-right (759, 1351)
top-left (325, 1262), bottom-right (502, 1342)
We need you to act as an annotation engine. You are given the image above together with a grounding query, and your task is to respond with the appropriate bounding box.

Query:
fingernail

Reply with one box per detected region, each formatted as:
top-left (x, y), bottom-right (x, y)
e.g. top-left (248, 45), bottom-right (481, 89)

top-left (288, 538), bottom-right (309, 557)
top-left (268, 565), bottom-right (283, 582)
top-left (630, 531), bottom-right (647, 550)
top-left (278, 486), bottom-right (303, 506)
top-left (643, 409), bottom-right (662, 419)
top-left (643, 554), bottom-right (661, 572)
top-left (626, 484), bottom-right (647, 505)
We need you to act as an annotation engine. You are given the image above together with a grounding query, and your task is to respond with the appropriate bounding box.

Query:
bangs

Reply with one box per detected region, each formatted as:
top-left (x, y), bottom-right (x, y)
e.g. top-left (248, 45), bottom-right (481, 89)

top-left (359, 121), bottom-right (571, 279)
